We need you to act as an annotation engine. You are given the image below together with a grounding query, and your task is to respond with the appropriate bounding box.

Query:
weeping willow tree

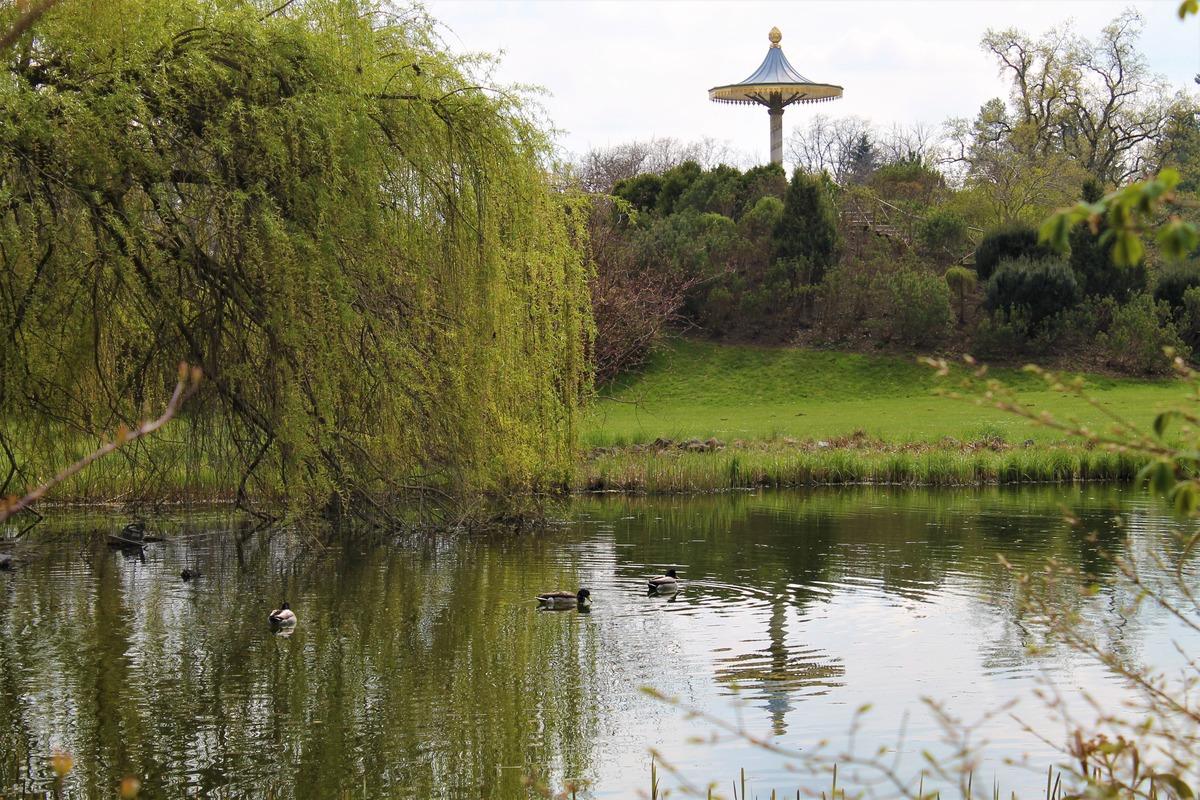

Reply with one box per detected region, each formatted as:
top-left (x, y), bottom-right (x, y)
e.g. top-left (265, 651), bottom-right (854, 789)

top-left (0, 0), bottom-right (592, 518)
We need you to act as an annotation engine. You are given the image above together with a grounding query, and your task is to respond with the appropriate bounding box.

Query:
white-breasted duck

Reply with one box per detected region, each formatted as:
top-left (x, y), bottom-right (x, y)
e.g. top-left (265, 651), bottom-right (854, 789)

top-left (269, 602), bottom-right (297, 627)
top-left (536, 588), bottom-right (591, 608)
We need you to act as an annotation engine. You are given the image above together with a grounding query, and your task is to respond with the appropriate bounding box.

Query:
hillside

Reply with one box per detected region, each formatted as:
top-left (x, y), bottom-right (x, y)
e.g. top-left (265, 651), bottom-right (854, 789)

top-left (583, 339), bottom-right (1183, 447)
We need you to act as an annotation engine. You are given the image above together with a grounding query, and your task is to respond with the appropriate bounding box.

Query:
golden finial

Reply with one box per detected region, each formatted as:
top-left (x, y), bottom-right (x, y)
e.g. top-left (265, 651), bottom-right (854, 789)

top-left (769, 27), bottom-right (782, 47)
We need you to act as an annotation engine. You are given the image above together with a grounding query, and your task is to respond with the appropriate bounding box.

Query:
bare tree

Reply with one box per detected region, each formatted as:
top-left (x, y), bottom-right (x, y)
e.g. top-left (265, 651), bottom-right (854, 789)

top-left (586, 200), bottom-right (700, 384)
top-left (785, 114), bottom-right (874, 182)
top-left (878, 120), bottom-right (947, 167)
top-left (575, 136), bottom-right (742, 193)
top-left (980, 9), bottom-right (1184, 183)
top-left (787, 116), bottom-right (950, 184)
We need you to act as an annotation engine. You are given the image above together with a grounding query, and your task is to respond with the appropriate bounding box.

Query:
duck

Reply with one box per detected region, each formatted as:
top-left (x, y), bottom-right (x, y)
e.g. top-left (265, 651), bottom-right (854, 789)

top-left (268, 602), bottom-right (297, 627)
top-left (122, 521), bottom-right (146, 541)
top-left (647, 568), bottom-right (678, 591)
top-left (536, 588), bottom-right (591, 609)
top-left (180, 568), bottom-right (201, 581)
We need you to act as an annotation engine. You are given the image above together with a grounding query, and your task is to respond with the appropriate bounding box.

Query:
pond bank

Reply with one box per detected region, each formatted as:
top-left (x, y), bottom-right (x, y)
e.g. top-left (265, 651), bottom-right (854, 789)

top-left (576, 435), bottom-right (1144, 492)
top-left (8, 438), bottom-right (1145, 511)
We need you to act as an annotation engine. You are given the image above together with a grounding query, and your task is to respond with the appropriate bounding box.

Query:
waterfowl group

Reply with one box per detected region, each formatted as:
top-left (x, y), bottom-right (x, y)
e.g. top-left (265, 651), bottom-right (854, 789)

top-left (534, 569), bottom-right (683, 609)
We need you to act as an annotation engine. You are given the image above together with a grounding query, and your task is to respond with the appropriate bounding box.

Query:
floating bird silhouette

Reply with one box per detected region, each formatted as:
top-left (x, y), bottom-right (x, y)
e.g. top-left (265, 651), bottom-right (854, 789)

top-left (269, 602), bottom-right (297, 627)
top-left (536, 588), bottom-right (591, 609)
top-left (647, 569), bottom-right (679, 591)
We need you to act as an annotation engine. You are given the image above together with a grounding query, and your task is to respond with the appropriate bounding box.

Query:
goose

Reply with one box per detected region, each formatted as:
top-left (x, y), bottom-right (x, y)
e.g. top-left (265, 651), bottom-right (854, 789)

top-left (647, 569), bottom-right (678, 591)
top-left (536, 588), bottom-right (590, 608)
top-left (269, 602), bottom-right (297, 627)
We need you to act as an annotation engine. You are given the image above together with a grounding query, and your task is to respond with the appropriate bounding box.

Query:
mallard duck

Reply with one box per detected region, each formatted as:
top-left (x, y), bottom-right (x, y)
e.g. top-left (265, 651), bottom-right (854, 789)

top-left (268, 602), bottom-right (297, 627)
top-left (647, 568), bottom-right (678, 590)
top-left (122, 521), bottom-right (146, 541)
top-left (536, 588), bottom-right (590, 608)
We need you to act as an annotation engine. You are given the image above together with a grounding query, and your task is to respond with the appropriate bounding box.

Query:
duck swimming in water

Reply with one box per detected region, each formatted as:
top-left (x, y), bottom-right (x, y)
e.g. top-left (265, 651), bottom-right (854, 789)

top-left (536, 588), bottom-right (591, 609)
top-left (269, 602), bottom-right (297, 627)
top-left (647, 568), bottom-right (678, 591)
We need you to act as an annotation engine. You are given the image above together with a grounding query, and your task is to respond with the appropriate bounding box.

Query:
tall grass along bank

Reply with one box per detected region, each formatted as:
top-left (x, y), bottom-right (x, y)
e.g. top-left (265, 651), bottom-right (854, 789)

top-left (577, 436), bottom-right (1143, 493)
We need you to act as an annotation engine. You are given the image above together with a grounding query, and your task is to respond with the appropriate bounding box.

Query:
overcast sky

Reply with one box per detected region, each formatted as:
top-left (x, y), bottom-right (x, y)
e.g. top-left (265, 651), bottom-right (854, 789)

top-left (426, 1), bottom-right (1200, 166)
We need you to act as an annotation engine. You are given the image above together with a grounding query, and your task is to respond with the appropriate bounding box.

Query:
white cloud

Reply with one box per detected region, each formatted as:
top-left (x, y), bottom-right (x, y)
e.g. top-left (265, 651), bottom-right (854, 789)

top-left (427, 0), bottom-right (1200, 165)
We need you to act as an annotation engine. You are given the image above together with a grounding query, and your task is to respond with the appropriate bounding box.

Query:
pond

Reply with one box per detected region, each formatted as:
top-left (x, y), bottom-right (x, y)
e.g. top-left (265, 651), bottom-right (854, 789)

top-left (0, 486), bottom-right (1194, 798)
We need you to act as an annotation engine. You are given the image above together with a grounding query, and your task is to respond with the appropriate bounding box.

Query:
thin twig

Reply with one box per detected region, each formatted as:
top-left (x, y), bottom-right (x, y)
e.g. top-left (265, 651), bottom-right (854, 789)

top-left (0, 363), bottom-right (202, 523)
top-left (0, 0), bottom-right (60, 52)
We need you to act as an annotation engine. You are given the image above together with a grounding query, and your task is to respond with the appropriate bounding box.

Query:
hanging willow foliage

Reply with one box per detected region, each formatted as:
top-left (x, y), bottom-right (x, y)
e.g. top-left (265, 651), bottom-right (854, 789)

top-left (0, 0), bottom-right (593, 518)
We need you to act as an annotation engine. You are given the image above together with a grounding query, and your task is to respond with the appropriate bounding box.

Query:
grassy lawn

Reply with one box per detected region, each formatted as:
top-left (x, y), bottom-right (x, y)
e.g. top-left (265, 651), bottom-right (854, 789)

top-left (582, 339), bottom-right (1186, 447)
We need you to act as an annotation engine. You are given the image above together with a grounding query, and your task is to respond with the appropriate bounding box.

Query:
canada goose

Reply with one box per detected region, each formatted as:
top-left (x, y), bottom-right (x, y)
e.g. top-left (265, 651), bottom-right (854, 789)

top-left (180, 568), bottom-right (200, 581)
top-left (536, 588), bottom-right (591, 608)
top-left (269, 602), bottom-right (297, 626)
top-left (648, 569), bottom-right (678, 590)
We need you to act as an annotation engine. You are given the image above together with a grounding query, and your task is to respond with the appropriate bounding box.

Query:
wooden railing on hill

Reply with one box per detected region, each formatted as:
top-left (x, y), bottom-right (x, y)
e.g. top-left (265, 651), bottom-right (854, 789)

top-left (840, 191), bottom-right (984, 266)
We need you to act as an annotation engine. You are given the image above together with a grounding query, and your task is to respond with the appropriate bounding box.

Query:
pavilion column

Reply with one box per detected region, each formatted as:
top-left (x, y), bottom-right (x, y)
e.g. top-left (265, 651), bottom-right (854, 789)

top-left (768, 100), bottom-right (784, 165)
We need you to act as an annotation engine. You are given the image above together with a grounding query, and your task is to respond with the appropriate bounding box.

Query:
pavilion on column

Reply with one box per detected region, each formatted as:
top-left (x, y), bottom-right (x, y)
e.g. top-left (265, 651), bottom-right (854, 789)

top-left (708, 28), bottom-right (843, 165)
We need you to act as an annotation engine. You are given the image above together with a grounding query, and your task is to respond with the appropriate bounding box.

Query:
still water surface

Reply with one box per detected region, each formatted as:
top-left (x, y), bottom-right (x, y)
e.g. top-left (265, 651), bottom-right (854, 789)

top-left (0, 487), bottom-right (1194, 798)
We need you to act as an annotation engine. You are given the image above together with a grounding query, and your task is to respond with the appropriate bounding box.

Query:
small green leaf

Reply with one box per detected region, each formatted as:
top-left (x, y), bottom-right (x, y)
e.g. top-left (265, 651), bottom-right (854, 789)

top-left (1154, 411), bottom-right (1176, 438)
top-left (1111, 231), bottom-right (1144, 267)
top-left (1181, 0), bottom-right (1200, 19)
top-left (1152, 772), bottom-right (1193, 800)
top-left (1158, 220), bottom-right (1200, 261)
top-left (1039, 212), bottom-right (1073, 253)
top-left (1172, 483), bottom-right (1200, 515)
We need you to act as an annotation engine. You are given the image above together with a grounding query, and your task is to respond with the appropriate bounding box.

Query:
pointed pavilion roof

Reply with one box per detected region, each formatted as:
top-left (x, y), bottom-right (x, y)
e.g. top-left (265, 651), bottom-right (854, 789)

top-left (709, 27), bottom-right (843, 107)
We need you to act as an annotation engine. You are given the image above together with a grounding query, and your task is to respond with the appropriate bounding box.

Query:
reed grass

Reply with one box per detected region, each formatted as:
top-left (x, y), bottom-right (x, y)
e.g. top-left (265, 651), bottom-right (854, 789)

top-left (652, 762), bottom-right (1079, 800)
top-left (1, 421), bottom-right (269, 506)
top-left (577, 443), bottom-right (1143, 494)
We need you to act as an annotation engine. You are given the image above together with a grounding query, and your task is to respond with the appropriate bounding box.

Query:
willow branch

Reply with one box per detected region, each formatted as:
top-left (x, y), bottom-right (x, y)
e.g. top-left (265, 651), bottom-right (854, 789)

top-left (0, 363), bottom-right (202, 522)
top-left (0, 0), bottom-right (61, 53)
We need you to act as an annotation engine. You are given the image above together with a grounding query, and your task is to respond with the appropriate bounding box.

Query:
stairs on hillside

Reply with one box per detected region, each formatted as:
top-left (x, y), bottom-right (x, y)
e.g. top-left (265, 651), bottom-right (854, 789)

top-left (842, 209), bottom-right (910, 245)
top-left (840, 194), bottom-right (912, 247)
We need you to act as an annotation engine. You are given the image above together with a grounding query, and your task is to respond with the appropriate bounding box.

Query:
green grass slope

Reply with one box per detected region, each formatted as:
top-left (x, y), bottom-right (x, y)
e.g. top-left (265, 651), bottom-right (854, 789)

top-left (583, 339), bottom-right (1184, 447)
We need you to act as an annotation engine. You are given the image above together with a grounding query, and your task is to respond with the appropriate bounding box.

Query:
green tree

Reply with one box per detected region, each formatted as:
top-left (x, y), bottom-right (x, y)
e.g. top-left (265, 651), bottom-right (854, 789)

top-left (974, 223), bottom-right (1054, 280)
top-left (772, 169), bottom-right (840, 283)
top-left (919, 210), bottom-right (970, 264)
top-left (612, 173), bottom-right (663, 214)
top-left (974, 10), bottom-right (1181, 184)
top-left (1068, 179), bottom-right (1147, 300)
top-left (984, 257), bottom-right (1081, 330)
top-left (656, 161), bottom-right (703, 216)
top-left (845, 134), bottom-right (878, 185)
top-left (0, 0), bottom-right (592, 518)
top-left (944, 266), bottom-right (978, 324)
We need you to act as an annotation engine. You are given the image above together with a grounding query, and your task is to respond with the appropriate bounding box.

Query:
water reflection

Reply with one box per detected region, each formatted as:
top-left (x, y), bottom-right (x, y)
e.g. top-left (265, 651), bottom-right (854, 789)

top-left (0, 487), bottom-right (1192, 798)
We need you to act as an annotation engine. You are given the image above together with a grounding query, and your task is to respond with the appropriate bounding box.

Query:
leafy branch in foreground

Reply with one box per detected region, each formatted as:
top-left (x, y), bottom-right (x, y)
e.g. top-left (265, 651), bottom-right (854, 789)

top-left (0, 0), bottom-right (60, 52)
top-left (1040, 169), bottom-right (1199, 268)
top-left (0, 363), bottom-right (201, 524)
top-left (922, 354), bottom-right (1200, 512)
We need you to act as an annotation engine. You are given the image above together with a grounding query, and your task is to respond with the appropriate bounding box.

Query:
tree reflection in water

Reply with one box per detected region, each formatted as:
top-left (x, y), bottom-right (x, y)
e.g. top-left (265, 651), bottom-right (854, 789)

top-left (0, 486), bottom-right (1190, 799)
